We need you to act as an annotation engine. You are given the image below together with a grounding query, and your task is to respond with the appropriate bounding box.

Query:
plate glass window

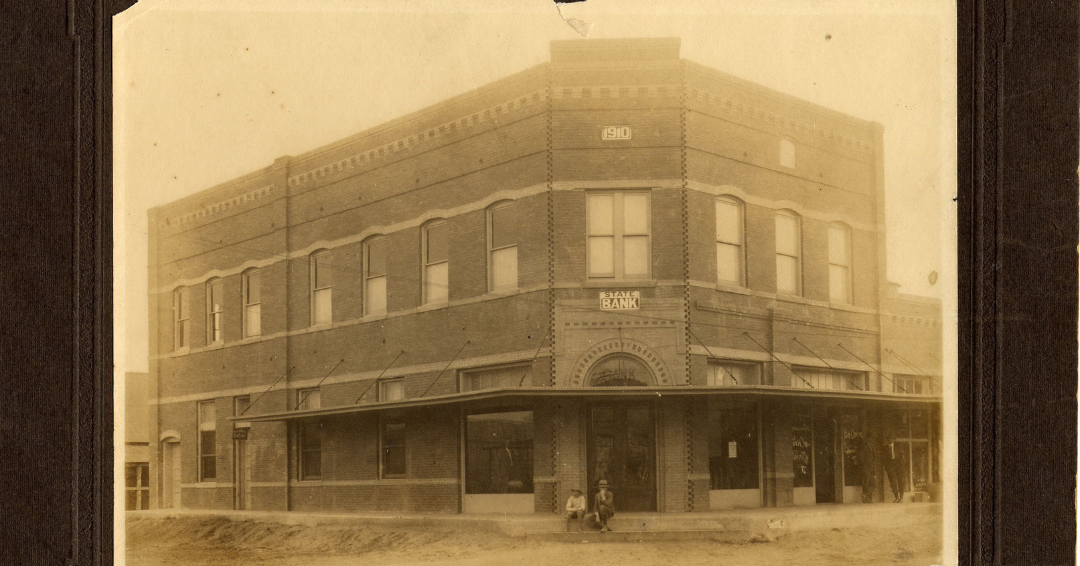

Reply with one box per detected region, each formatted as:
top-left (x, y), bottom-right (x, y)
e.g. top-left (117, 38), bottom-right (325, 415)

top-left (465, 411), bottom-right (534, 494)
top-left (364, 237), bottom-right (387, 315)
top-left (488, 203), bottom-right (518, 292)
top-left (587, 191), bottom-right (650, 279)
top-left (774, 211), bottom-right (802, 295)
top-left (206, 278), bottom-right (223, 344)
top-left (173, 286), bottom-right (189, 350)
top-left (242, 269), bottom-right (261, 338)
top-left (311, 251), bottom-right (332, 325)
top-left (381, 421), bottom-right (406, 478)
top-left (828, 223), bottom-right (852, 304)
top-left (715, 197), bottom-right (745, 286)
top-left (708, 406), bottom-right (759, 490)
top-left (423, 221), bottom-right (449, 304)
top-left (198, 400), bottom-right (216, 481)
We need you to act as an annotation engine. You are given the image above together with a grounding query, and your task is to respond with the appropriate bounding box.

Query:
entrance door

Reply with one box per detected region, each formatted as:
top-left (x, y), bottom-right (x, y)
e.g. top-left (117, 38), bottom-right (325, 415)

top-left (233, 438), bottom-right (248, 510)
top-left (587, 404), bottom-right (656, 512)
top-left (163, 442), bottom-right (181, 509)
top-left (813, 415), bottom-right (836, 503)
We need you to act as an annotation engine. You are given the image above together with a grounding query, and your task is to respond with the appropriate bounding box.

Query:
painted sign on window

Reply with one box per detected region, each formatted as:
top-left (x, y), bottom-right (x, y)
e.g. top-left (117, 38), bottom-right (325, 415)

top-left (600, 290), bottom-right (640, 310)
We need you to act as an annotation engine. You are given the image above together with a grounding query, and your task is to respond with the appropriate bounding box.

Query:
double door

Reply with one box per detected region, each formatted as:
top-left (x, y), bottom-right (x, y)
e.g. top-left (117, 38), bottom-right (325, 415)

top-left (587, 404), bottom-right (657, 512)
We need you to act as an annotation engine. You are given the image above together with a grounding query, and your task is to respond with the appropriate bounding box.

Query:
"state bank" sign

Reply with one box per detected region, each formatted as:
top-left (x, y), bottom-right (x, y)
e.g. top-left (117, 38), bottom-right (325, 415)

top-left (599, 290), bottom-right (640, 310)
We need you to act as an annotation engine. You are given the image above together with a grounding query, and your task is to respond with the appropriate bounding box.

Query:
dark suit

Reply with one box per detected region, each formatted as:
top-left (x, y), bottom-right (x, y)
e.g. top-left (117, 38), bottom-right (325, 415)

top-left (594, 490), bottom-right (615, 527)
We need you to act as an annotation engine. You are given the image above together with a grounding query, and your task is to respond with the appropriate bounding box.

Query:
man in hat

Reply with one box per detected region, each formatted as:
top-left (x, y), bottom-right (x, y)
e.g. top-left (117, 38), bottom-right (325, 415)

top-left (564, 488), bottom-right (587, 532)
top-left (593, 480), bottom-right (615, 532)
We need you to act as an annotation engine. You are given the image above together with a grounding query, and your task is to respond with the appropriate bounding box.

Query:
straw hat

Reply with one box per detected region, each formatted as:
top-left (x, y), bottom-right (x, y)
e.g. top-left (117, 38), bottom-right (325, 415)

top-left (598, 480), bottom-right (609, 488)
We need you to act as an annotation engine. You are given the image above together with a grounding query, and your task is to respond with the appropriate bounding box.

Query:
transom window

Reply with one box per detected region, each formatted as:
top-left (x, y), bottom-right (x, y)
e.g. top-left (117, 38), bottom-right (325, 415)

top-left (206, 278), bottom-right (223, 344)
top-left (587, 191), bottom-right (651, 279)
top-left (310, 250), bottom-right (332, 325)
top-left (707, 360), bottom-right (761, 386)
top-left (460, 363), bottom-right (530, 392)
top-left (173, 286), bottom-right (190, 350)
top-left (423, 221), bottom-right (449, 304)
top-left (774, 211), bottom-right (802, 296)
top-left (242, 269), bottom-right (261, 338)
top-left (198, 400), bottom-right (216, 481)
top-left (297, 388), bottom-right (321, 411)
top-left (894, 374), bottom-right (929, 395)
top-left (488, 202), bottom-right (519, 292)
top-left (715, 197), bottom-right (745, 286)
top-left (828, 223), bottom-right (852, 304)
top-left (790, 367), bottom-right (867, 391)
top-left (379, 379), bottom-right (405, 402)
top-left (364, 236), bottom-right (387, 316)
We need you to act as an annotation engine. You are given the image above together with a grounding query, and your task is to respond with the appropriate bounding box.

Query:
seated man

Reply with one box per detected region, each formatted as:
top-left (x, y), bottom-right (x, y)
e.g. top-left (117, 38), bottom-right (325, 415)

top-left (565, 488), bottom-right (587, 531)
top-left (593, 480), bottom-right (615, 532)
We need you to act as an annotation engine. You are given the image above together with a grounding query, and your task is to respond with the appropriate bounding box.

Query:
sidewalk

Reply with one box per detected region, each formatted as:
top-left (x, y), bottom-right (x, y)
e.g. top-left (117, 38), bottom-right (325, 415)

top-left (129, 501), bottom-right (940, 540)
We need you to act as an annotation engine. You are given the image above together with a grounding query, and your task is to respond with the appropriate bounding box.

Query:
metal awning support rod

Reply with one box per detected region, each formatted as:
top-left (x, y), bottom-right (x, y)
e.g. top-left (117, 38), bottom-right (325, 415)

top-left (295, 358), bottom-right (345, 410)
top-left (688, 328), bottom-right (738, 385)
top-left (354, 350), bottom-right (406, 404)
top-left (240, 366), bottom-right (295, 416)
top-left (421, 340), bottom-right (470, 397)
top-left (742, 332), bottom-right (814, 388)
top-left (518, 332), bottom-right (549, 387)
top-left (837, 343), bottom-right (906, 394)
top-left (792, 337), bottom-right (862, 390)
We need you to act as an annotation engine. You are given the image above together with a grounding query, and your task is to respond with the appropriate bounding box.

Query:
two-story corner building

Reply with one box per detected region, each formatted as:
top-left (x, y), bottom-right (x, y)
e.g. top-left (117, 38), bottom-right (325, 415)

top-left (147, 38), bottom-right (943, 516)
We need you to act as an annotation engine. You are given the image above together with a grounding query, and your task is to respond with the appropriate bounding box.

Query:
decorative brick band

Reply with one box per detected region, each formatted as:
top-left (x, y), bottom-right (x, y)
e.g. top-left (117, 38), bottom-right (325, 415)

top-left (166, 185), bottom-right (274, 228)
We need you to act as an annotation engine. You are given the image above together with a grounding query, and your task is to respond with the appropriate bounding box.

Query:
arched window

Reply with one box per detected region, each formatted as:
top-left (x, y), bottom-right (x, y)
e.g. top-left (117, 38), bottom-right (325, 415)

top-left (774, 210), bottom-right (802, 296)
top-left (422, 220), bottom-right (449, 304)
top-left (205, 278), bottom-right (223, 344)
top-left (242, 268), bottom-right (261, 338)
top-left (310, 250), bottom-right (332, 325)
top-left (173, 286), bottom-right (190, 350)
top-left (587, 354), bottom-right (653, 386)
top-left (715, 196), bottom-right (745, 286)
top-left (488, 201), bottom-right (519, 292)
top-left (779, 139), bottom-right (796, 168)
top-left (828, 222), bottom-right (853, 304)
top-left (364, 236), bottom-right (387, 315)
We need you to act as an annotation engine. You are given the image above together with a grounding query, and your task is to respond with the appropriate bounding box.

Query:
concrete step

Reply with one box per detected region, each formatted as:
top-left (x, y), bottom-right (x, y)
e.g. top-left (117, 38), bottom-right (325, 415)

top-left (528, 529), bottom-right (763, 543)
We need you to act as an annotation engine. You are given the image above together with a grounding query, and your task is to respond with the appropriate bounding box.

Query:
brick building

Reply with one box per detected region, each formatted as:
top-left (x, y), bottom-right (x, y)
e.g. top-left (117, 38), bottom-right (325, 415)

top-left (147, 38), bottom-right (942, 515)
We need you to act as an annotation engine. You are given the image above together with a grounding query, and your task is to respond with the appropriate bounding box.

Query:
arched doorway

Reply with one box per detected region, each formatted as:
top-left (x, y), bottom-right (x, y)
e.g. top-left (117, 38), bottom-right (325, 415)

top-left (160, 437), bottom-right (182, 509)
top-left (584, 353), bottom-right (657, 511)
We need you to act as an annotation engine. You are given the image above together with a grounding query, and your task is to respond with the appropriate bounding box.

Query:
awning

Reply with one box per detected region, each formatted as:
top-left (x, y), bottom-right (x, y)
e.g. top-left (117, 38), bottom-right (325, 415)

top-left (231, 385), bottom-right (942, 423)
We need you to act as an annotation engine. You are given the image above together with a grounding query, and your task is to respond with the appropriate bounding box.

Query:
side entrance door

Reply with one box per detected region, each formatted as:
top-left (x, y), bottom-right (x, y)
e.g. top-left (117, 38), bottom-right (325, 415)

top-left (587, 404), bottom-right (657, 512)
top-left (163, 441), bottom-right (181, 509)
top-left (233, 436), bottom-right (248, 510)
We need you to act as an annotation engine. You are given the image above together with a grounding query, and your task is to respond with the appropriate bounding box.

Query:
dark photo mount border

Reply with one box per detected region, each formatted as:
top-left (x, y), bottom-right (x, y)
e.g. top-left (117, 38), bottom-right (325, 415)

top-left (0, 0), bottom-right (1075, 564)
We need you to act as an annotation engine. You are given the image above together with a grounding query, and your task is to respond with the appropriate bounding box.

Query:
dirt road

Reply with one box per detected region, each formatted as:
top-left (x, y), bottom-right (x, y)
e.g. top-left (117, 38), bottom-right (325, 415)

top-left (126, 514), bottom-right (943, 566)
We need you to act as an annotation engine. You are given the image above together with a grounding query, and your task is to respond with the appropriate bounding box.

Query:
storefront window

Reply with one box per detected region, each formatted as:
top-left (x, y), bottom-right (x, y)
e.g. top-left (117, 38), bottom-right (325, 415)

top-left (465, 411), bottom-right (534, 494)
top-left (708, 407), bottom-right (758, 490)
top-left (791, 415), bottom-right (813, 488)
top-left (841, 414), bottom-right (865, 487)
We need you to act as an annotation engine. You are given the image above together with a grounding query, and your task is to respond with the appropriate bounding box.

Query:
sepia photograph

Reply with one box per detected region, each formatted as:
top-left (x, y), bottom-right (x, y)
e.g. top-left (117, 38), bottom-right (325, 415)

top-left (113, 1), bottom-right (958, 564)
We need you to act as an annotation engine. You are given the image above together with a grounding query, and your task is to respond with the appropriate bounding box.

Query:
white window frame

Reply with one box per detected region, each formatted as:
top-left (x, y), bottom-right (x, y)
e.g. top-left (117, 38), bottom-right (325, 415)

top-left (173, 286), bottom-right (190, 351)
top-left (242, 269), bottom-right (261, 338)
top-left (586, 190), bottom-right (651, 280)
top-left (206, 278), bottom-right (223, 345)
top-left (422, 220), bottom-right (449, 304)
top-left (774, 210), bottom-right (803, 296)
top-left (706, 359), bottom-right (761, 386)
top-left (297, 387), bottom-right (321, 411)
top-left (197, 400), bottom-right (216, 482)
top-left (310, 250), bottom-right (333, 326)
top-left (715, 196), bottom-right (746, 286)
top-left (379, 378), bottom-right (405, 402)
top-left (364, 236), bottom-right (388, 316)
top-left (487, 201), bottom-right (519, 292)
top-left (828, 223), bottom-right (853, 304)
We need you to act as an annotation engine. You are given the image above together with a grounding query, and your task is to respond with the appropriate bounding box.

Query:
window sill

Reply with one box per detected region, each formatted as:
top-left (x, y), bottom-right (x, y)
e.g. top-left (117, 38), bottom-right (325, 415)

top-left (380, 475), bottom-right (407, 480)
top-left (583, 279), bottom-right (656, 288)
top-left (203, 341), bottom-right (225, 351)
top-left (713, 283), bottom-right (753, 296)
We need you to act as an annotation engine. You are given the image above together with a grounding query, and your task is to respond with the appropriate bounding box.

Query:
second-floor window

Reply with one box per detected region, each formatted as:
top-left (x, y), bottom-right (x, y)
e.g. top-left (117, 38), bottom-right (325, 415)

top-left (587, 191), bottom-right (650, 279)
top-left (242, 269), bottom-right (261, 338)
top-left (423, 221), bottom-right (449, 304)
top-left (488, 202), bottom-right (518, 292)
top-left (173, 286), bottom-right (189, 350)
top-left (310, 251), bottom-right (332, 325)
top-left (715, 197), bottom-right (745, 286)
top-left (775, 211), bottom-right (802, 296)
top-left (364, 236), bottom-right (387, 315)
top-left (828, 223), bottom-right (852, 304)
top-left (206, 278), bottom-right (223, 344)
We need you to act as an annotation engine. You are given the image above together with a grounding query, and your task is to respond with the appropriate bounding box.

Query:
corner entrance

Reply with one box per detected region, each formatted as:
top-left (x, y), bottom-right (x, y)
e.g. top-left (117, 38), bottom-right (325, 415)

top-left (586, 404), bottom-right (657, 512)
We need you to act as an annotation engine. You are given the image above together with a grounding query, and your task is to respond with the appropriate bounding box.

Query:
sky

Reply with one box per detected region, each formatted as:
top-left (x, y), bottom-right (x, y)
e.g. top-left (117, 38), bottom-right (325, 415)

top-left (113, 0), bottom-right (956, 375)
